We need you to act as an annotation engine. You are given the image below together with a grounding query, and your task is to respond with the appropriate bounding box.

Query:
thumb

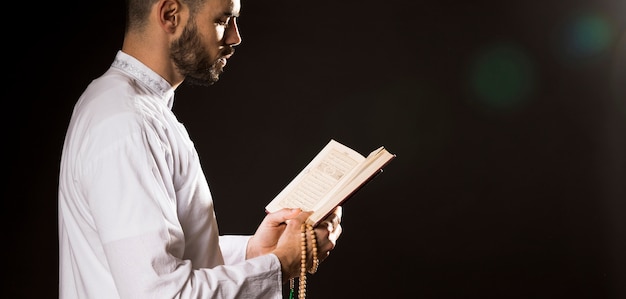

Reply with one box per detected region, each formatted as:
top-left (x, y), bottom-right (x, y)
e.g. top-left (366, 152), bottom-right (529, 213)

top-left (266, 208), bottom-right (314, 226)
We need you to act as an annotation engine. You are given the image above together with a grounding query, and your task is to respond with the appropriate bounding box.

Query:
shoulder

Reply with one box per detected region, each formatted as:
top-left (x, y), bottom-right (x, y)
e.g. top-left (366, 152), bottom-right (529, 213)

top-left (68, 68), bottom-right (178, 154)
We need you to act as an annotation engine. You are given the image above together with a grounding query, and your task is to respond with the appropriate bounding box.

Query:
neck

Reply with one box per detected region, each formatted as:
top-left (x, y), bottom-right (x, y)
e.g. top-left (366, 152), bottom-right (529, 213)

top-left (121, 32), bottom-right (184, 88)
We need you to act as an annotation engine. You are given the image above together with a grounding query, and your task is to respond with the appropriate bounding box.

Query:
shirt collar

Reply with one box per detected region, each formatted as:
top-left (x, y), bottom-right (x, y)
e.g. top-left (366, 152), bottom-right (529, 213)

top-left (111, 50), bottom-right (176, 109)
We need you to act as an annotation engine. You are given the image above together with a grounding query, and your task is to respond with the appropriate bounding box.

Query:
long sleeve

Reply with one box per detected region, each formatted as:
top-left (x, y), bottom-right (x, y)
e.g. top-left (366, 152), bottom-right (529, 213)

top-left (58, 51), bottom-right (283, 299)
top-left (219, 235), bottom-right (251, 265)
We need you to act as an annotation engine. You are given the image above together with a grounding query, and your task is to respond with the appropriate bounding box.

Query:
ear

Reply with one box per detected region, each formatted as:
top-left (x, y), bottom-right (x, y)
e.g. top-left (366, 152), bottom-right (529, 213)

top-left (158, 0), bottom-right (183, 34)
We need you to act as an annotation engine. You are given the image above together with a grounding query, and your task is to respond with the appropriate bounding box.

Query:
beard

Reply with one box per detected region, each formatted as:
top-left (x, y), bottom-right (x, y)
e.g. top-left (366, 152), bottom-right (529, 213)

top-left (170, 22), bottom-right (235, 87)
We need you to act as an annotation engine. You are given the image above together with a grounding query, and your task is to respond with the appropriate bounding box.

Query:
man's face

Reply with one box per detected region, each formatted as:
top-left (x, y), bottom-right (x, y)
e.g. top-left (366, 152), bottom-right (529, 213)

top-left (170, 0), bottom-right (242, 86)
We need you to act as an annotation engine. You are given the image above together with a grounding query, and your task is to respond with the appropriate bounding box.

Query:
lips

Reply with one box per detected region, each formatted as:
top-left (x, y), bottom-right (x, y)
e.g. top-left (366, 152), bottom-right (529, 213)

top-left (215, 57), bottom-right (227, 68)
top-left (217, 50), bottom-right (233, 69)
top-left (220, 53), bottom-right (233, 66)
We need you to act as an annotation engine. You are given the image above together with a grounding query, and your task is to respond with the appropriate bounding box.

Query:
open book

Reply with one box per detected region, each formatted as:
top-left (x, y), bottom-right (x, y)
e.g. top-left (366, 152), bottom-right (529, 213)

top-left (265, 139), bottom-right (396, 226)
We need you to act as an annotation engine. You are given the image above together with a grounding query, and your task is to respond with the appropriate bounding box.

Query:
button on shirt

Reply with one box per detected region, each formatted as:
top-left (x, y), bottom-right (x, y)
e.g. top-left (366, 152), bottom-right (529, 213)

top-left (58, 51), bottom-right (282, 298)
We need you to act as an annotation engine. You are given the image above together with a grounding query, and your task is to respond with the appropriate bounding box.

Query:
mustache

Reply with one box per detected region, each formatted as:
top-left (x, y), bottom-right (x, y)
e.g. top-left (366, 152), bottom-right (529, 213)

top-left (220, 47), bottom-right (235, 58)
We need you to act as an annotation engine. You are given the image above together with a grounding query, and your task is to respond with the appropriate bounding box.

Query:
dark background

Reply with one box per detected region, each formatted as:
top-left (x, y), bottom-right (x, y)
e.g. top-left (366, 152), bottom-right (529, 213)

top-left (8, 0), bottom-right (625, 298)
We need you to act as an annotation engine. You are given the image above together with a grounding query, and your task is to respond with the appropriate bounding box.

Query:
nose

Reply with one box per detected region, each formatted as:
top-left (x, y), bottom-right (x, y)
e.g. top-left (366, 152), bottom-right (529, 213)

top-left (226, 18), bottom-right (242, 47)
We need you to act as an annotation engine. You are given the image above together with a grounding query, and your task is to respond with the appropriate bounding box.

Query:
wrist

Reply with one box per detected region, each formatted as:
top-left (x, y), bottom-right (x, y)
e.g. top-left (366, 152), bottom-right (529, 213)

top-left (271, 249), bottom-right (299, 284)
top-left (245, 236), bottom-right (257, 259)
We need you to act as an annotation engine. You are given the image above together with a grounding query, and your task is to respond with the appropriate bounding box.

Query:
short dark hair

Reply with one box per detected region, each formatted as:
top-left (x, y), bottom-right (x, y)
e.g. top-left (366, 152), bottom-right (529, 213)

top-left (125, 0), bottom-right (205, 32)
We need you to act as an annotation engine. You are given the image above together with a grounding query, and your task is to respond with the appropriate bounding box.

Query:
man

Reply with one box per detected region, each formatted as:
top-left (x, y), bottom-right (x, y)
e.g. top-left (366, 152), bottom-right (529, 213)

top-left (57, 0), bottom-right (342, 297)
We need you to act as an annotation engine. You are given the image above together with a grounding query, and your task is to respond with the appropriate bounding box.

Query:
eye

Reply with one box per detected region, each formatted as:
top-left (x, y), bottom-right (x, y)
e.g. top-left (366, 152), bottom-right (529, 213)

top-left (215, 17), bottom-right (231, 27)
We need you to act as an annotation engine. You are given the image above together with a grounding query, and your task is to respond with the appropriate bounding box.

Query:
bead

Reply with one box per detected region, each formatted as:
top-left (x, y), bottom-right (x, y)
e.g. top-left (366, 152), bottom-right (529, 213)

top-left (293, 222), bottom-right (321, 298)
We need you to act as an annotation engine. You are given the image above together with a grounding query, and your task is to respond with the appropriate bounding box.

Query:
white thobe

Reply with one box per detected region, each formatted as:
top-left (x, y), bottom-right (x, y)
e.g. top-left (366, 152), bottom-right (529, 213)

top-left (58, 51), bottom-right (282, 298)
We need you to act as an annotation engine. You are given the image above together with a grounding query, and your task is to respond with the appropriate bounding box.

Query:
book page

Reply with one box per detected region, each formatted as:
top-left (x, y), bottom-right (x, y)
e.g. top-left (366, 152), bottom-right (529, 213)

top-left (265, 140), bottom-right (366, 212)
top-left (310, 146), bottom-right (394, 223)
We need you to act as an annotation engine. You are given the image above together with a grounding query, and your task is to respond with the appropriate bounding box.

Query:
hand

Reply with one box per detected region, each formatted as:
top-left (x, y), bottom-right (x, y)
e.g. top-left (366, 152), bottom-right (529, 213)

top-left (246, 207), bottom-right (343, 283)
top-left (312, 206), bottom-right (342, 263)
top-left (246, 208), bottom-right (310, 259)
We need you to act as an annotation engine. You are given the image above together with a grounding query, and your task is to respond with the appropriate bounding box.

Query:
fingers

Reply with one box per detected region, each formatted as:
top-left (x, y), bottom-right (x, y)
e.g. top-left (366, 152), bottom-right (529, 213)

top-left (312, 232), bottom-right (336, 262)
top-left (270, 207), bottom-right (341, 276)
top-left (320, 206), bottom-right (342, 230)
top-left (272, 208), bottom-right (302, 223)
top-left (265, 208), bottom-right (312, 227)
top-left (313, 216), bottom-right (342, 263)
top-left (332, 206), bottom-right (342, 221)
